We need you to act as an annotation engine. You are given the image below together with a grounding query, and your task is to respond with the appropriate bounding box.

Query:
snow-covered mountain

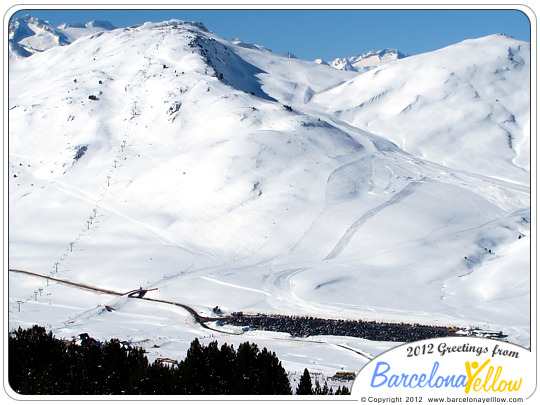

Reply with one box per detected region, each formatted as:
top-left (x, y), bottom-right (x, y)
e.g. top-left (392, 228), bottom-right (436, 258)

top-left (320, 48), bottom-right (407, 72)
top-left (8, 14), bottom-right (115, 57)
top-left (8, 18), bottom-right (531, 378)
top-left (309, 35), bottom-right (530, 182)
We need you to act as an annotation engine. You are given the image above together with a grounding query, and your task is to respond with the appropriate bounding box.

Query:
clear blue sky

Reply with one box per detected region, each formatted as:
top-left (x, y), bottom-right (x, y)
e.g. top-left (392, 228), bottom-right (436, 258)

top-left (10, 8), bottom-right (531, 61)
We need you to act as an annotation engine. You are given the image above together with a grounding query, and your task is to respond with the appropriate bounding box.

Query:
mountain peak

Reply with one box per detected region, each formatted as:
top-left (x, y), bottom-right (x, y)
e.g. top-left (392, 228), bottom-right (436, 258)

top-left (85, 20), bottom-right (116, 30)
top-left (9, 14), bottom-right (117, 56)
top-left (133, 19), bottom-right (208, 32)
top-left (328, 48), bottom-right (407, 72)
top-left (9, 14), bottom-right (70, 53)
top-left (231, 37), bottom-right (271, 52)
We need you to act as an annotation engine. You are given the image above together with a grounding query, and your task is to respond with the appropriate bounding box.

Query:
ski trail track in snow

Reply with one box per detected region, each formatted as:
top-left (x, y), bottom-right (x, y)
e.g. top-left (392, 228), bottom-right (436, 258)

top-left (324, 180), bottom-right (425, 260)
top-left (200, 276), bottom-right (271, 297)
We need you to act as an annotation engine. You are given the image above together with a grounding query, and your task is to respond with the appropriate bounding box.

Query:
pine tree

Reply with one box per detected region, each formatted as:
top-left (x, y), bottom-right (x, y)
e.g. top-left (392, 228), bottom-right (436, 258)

top-left (296, 368), bottom-right (313, 395)
top-left (101, 339), bottom-right (131, 394)
top-left (216, 342), bottom-right (236, 394)
top-left (177, 338), bottom-right (206, 394)
top-left (234, 341), bottom-right (260, 394)
top-left (321, 381), bottom-right (329, 395)
top-left (66, 338), bottom-right (104, 394)
top-left (124, 346), bottom-right (150, 394)
top-left (335, 385), bottom-right (351, 395)
top-left (203, 340), bottom-right (225, 395)
top-left (255, 347), bottom-right (292, 394)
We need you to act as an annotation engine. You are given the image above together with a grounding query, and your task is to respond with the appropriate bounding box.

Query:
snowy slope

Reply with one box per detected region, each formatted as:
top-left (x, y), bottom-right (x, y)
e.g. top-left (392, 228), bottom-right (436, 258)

top-left (8, 19), bottom-right (531, 379)
top-left (307, 35), bottom-right (530, 184)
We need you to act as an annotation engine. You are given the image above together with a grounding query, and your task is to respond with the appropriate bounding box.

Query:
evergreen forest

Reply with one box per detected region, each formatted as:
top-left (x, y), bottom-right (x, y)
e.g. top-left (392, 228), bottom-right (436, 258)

top-left (8, 325), bottom-right (351, 395)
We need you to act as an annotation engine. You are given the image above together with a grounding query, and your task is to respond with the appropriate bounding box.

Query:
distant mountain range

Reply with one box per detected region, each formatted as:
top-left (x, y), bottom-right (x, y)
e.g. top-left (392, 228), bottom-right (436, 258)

top-left (316, 48), bottom-right (407, 72)
top-left (9, 14), bottom-right (405, 72)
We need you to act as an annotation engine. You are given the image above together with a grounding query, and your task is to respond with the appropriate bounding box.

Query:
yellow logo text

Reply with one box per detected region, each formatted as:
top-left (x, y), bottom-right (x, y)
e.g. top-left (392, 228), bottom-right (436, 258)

top-left (464, 360), bottom-right (522, 394)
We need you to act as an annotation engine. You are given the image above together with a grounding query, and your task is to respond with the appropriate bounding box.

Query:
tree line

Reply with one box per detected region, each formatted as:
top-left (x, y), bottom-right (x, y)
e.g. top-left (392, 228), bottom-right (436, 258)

top-left (8, 325), bottom-right (350, 395)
